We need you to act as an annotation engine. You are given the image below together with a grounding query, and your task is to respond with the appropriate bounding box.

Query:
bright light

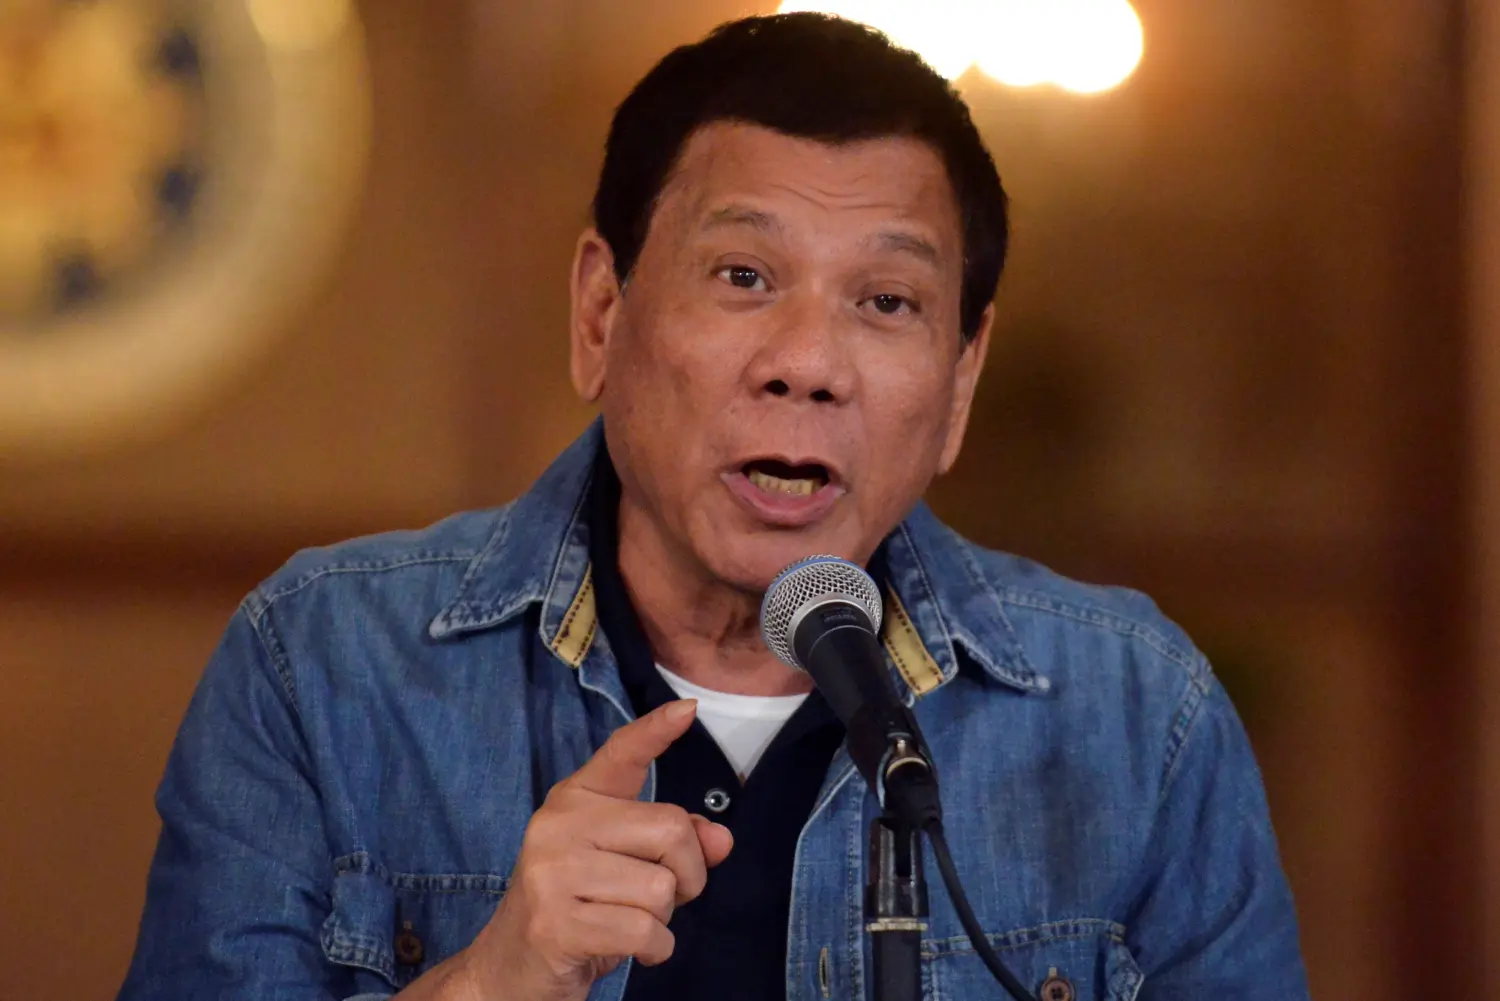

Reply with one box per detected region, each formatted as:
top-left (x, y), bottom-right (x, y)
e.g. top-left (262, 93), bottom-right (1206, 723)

top-left (1047, 0), bottom-right (1144, 94)
top-left (777, 0), bottom-right (1144, 93)
top-left (852, 0), bottom-right (980, 81)
top-left (973, 1), bottom-right (1065, 87)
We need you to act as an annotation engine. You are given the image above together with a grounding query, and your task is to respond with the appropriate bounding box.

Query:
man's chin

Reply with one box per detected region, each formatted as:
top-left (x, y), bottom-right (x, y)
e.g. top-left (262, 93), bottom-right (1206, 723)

top-left (697, 531), bottom-right (862, 596)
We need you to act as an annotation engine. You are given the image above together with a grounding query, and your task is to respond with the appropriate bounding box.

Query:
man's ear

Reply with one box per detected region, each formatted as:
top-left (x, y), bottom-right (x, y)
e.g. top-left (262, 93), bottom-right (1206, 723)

top-left (937, 303), bottom-right (995, 475)
top-left (569, 229), bottom-right (623, 403)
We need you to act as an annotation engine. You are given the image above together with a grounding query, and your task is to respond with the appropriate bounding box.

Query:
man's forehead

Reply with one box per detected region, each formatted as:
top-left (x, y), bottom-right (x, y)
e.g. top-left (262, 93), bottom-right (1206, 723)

top-left (672, 122), bottom-right (951, 192)
top-left (660, 123), bottom-right (961, 242)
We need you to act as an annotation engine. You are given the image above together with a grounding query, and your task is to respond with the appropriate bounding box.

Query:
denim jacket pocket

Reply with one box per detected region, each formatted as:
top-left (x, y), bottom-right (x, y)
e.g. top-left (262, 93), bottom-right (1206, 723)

top-left (321, 852), bottom-right (509, 993)
top-left (923, 919), bottom-right (1142, 1001)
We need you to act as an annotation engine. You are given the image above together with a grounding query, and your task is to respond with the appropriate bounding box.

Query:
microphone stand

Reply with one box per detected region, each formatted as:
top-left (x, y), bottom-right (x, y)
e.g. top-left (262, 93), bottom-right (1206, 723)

top-left (762, 558), bottom-right (1036, 1001)
top-left (866, 810), bottom-right (928, 1001)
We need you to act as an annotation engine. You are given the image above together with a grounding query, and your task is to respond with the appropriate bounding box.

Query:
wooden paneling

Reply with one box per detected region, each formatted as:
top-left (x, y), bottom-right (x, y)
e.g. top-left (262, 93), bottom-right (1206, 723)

top-left (0, 581), bottom-right (244, 1001)
top-left (1467, 0), bottom-right (1500, 984)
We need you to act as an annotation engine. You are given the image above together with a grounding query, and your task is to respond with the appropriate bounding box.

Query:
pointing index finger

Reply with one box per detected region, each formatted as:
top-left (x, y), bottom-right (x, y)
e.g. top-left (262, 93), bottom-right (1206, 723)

top-left (568, 699), bottom-right (698, 799)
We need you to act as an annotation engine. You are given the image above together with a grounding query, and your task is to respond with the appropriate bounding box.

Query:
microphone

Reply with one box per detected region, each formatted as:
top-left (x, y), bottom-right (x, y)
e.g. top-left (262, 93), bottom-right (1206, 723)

top-left (760, 555), bottom-right (1040, 1001)
top-left (759, 555), bottom-right (942, 828)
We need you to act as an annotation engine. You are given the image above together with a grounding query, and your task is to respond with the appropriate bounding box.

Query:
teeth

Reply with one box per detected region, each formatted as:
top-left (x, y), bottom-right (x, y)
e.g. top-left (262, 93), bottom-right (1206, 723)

top-left (748, 469), bottom-right (820, 496)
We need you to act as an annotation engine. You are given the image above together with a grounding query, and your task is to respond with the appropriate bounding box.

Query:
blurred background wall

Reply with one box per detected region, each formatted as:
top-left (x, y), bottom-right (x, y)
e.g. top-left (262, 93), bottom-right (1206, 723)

top-left (0, 0), bottom-right (1491, 998)
top-left (1470, 0), bottom-right (1500, 988)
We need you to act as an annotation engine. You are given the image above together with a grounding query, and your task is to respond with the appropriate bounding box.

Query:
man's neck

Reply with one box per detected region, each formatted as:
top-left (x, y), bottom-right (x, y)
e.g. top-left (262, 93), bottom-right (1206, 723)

top-left (614, 499), bottom-right (813, 698)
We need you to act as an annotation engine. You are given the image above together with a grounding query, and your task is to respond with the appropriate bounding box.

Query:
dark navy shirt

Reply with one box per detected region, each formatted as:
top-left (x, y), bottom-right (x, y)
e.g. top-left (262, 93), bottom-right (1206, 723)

top-left (587, 455), bottom-right (847, 1001)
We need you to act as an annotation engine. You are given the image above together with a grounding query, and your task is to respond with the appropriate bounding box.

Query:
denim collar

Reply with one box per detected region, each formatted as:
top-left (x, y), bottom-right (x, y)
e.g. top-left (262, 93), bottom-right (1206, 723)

top-left (429, 420), bottom-right (1048, 698)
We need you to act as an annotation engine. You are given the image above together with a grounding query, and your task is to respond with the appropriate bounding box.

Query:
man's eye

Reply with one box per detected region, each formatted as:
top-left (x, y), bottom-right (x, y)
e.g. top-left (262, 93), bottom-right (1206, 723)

top-left (716, 265), bottom-right (766, 291)
top-left (869, 294), bottom-right (916, 316)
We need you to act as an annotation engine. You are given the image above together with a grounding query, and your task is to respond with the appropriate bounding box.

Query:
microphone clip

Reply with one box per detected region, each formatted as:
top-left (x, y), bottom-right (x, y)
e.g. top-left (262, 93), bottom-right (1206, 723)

top-left (876, 731), bottom-right (944, 829)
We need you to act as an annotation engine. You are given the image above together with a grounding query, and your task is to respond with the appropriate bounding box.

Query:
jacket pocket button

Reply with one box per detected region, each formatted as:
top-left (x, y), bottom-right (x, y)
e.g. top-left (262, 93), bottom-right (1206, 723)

top-left (1039, 968), bottom-right (1074, 1001)
top-left (395, 923), bottom-right (425, 966)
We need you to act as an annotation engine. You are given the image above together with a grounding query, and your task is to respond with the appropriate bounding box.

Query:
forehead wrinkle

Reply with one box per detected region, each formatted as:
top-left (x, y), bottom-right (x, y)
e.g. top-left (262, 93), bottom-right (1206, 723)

top-left (658, 125), bottom-right (962, 265)
top-left (763, 177), bottom-right (907, 214)
top-left (753, 181), bottom-right (953, 269)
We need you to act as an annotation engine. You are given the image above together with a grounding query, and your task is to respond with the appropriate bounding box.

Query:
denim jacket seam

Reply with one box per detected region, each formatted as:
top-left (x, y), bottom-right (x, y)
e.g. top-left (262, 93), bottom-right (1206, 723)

top-left (1158, 657), bottom-right (1214, 804)
top-left (998, 590), bottom-right (1199, 673)
top-left (921, 917), bottom-right (1130, 956)
top-left (253, 553), bottom-right (476, 612)
top-left (333, 849), bottom-right (383, 879)
top-left (438, 506), bottom-right (517, 613)
top-left (242, 555), bottom-right (473, 706)
top-left (332, 851), bottom-right (510, 894)
top-left (949, 530), bottom-right (1039, 669)
top-left (537, 468), bottom-right (596, 620)
top-left (241, 598), bottom-right (302, 713)
top-left (894, 520), bottom-right (963, 660)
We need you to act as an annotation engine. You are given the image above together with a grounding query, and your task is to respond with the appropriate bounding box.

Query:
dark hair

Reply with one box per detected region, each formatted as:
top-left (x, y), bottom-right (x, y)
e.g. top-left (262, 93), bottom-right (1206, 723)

top-left (592, 13), bottom-right (1009, 342)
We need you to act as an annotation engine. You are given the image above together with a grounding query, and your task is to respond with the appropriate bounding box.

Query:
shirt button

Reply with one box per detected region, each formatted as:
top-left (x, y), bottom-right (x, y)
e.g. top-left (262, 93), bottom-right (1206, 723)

top-left (703, 788), bottom-right (732, 813)
top-left (394, 923), bottom-right (425, 966)
top-left (1039, 969), bottom-right (1074, 1001)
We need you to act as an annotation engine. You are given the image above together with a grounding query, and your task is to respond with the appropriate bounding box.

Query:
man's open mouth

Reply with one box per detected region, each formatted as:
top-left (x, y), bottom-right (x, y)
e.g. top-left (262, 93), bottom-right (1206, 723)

top-left (742, 459), bottom-right (831, 497)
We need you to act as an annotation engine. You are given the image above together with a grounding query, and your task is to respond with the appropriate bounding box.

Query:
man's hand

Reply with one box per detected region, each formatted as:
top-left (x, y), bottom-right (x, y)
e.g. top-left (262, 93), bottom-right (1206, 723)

top-left (405, 699), bottom-right (733, 1001)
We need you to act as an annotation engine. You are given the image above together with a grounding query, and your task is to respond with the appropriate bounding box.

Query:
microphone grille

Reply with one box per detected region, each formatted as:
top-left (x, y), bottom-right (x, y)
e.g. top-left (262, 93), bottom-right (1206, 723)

top-left (759, 555), bottom-right (884, 669)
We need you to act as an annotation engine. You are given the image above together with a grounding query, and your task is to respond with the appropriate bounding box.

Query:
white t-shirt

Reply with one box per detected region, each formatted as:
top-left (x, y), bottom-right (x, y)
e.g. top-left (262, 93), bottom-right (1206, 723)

top-left (655, 663), bottom-right (808, 781)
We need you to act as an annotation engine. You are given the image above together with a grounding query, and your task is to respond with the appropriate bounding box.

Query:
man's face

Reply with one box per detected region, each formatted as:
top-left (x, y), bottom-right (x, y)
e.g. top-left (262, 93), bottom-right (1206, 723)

top-left (571, 122), bottom-right (991, 592)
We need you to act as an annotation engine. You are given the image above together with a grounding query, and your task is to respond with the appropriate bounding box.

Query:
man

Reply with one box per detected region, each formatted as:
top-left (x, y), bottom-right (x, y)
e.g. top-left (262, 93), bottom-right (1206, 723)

top-left (118, 13), bottom-right (1309, 1001)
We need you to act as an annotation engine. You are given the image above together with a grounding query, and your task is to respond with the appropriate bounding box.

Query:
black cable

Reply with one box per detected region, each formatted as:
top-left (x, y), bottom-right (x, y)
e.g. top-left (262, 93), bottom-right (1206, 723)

top-left (925, 822), bottom-right (1038, 1001)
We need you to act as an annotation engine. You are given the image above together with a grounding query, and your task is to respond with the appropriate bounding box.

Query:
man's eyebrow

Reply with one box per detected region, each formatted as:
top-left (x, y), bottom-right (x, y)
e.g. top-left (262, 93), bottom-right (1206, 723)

top-left (870, 231), bottom-right (943, 268)
top-left (700, 205), bottom-right (783, 234)
top-left (699, 207), bottom-right (943, 267)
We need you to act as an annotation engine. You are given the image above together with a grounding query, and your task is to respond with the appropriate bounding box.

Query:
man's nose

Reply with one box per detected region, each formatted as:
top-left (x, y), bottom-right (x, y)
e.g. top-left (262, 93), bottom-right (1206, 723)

top-left (745, 294), bottom-right (856, 404)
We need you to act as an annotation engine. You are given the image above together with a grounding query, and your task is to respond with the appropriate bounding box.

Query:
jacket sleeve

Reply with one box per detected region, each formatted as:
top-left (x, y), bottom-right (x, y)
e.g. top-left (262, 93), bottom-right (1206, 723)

top-left (1128, 666), bottom-right (1312, 1000)
top-left (116, 603), bottom-right (375, 1001)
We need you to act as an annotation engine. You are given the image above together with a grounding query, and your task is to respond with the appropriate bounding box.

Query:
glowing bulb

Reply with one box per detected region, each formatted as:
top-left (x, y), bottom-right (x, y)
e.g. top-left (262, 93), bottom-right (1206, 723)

top-left (781, 0), bottom-right (1144, 94)
top-left (1050, 0), bottom-right (1144, 93)
top-left (976, 0), bottom-right (1143, 93)
top-left (973, 0), bottom-right (1065, 88)
top-left (857, 0), bottom-right (978, 80)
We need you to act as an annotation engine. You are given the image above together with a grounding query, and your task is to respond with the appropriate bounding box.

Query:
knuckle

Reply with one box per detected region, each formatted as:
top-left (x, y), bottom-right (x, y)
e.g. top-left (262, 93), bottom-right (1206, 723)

top-left (526, 796), bottom-right (590, 850)
top-left (677, 865), bottom-right (707, 899)
top-left (652, 804), bottom-right (693, 839)
top-left (651, 925), bottom-right (677, 963)
top-left (646, 867), bottom-right (678, 906)
top-left (525, 810), bottom-right (562, 845)
top-left (540, 783), bottom-right (579, 813)
top-left (523, 854), bottom-right (572, 898)
top-left (622, 908), bottom-right (659, 949)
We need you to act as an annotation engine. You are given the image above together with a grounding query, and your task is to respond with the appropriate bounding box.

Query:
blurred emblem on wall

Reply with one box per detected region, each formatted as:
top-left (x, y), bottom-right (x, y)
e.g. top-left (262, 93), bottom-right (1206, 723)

top-left (0, 0), bottom-right (370, 456)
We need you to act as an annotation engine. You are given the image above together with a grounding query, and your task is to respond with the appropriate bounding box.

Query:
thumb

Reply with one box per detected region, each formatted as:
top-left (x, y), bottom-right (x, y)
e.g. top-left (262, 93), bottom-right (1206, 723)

top-left (691, 814), bottom-right (734, 867)
top-left (568, 699), bottom-right (698, 799)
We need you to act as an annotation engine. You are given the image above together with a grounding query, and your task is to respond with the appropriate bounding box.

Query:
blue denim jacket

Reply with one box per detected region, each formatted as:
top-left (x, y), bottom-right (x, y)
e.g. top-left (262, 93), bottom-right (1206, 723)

top-left (118, 423), bottom-right (1309, 1001)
